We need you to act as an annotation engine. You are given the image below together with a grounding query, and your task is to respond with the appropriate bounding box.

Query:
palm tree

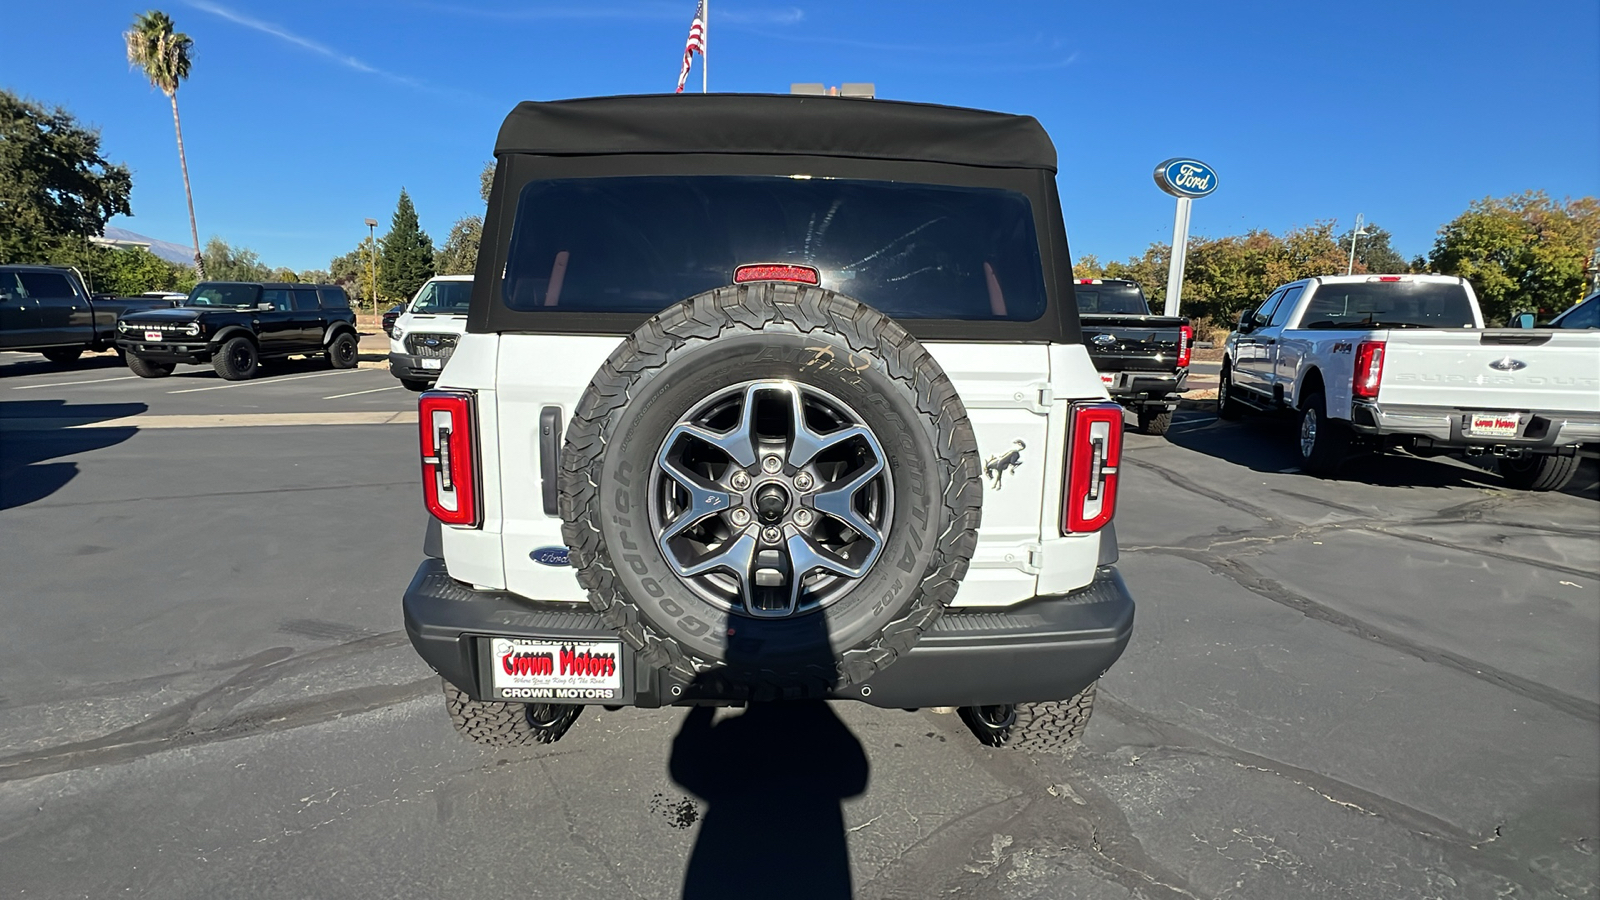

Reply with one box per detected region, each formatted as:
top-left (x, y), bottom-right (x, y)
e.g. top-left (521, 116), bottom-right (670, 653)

top-left (125, 10), bottom-right (205, 278)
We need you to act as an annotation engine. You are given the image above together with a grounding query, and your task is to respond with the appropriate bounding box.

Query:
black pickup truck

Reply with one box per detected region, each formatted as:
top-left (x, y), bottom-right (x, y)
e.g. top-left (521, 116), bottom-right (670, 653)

top-left (116, 281), bottom-right (359, 380)
top-left (0, 265), bottom-right (176, 364)
top-left (1075, 278), bottom-right (1191, 434)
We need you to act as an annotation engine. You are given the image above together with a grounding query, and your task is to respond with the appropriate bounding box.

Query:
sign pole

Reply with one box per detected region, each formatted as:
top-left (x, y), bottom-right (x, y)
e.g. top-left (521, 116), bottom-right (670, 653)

top-left (1163, 196), bottom-right (1191, 317)
top-left (702, 0), bottom-right (708, 94)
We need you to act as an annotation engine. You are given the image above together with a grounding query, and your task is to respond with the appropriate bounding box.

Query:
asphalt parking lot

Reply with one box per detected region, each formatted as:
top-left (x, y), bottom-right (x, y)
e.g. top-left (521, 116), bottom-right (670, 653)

top-left (1, 350), bottom-right (1596, 900)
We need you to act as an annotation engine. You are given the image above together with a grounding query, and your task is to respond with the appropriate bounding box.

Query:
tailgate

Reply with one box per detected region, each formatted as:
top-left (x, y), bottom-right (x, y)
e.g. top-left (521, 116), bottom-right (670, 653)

top-left (1080, 316), bottom-right (1186, 373)
top-left (1378, 330), bottom-right (1600, 413)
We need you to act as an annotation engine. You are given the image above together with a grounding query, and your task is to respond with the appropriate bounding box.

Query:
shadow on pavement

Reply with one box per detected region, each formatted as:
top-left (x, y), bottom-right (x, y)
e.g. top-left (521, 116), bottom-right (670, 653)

top-left (669, 700), bottom-right (868, 900)
top-left (0, 399), bottom-right (145, 510)
top-left (0, 352), bottom-right (127, 378)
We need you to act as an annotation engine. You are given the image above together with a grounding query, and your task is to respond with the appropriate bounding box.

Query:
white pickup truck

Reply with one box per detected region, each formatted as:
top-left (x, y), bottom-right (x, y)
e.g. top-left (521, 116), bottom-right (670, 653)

top-left (1219, 274), bottom-right (1600, 490)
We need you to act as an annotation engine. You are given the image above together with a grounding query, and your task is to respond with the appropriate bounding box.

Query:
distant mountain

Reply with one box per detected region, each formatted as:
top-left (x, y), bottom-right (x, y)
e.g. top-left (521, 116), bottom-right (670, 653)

top-left (102, 226), bottom-right (196, 266)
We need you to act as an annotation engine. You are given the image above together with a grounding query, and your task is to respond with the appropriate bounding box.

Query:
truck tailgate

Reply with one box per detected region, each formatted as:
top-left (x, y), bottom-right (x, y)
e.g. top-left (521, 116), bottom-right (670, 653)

top-left (1080, 315), bottom-right (1186, 373)
top-left (1378, 329), bottom-right (1600, 413)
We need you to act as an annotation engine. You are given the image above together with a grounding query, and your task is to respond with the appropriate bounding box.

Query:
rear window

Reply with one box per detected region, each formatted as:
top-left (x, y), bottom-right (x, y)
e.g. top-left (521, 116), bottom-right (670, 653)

top-left (1075, 283), bottom-right (1149, 315)
top-left (501, 175), bottom-right (1047, 321)
top-left (318, 286), bottom-right (351, 309)
top-left (1298, 282), bottom-right (1476, 329)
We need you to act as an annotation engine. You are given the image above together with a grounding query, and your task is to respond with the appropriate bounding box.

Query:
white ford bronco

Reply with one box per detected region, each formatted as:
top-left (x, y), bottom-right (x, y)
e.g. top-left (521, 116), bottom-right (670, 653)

top-left (402, 94), bottom-right (1135, 752)
top-left (1219, 274), bottom-right (1600, 489)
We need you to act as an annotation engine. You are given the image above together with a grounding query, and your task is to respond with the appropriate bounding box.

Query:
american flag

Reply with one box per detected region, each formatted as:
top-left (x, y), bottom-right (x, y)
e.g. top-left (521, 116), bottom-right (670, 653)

top-left (675, 0), bottom-right (705, 93)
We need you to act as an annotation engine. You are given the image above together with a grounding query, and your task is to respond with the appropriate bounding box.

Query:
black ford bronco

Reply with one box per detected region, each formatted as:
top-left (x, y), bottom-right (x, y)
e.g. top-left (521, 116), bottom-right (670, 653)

top-left (117, 281), bottom-right (359, 380)
top-left (403, 94), bottom-right (1135, 753)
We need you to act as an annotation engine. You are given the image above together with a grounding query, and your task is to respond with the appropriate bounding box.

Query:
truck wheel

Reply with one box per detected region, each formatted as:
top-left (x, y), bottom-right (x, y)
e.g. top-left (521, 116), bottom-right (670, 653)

top-left (41, 348), bottom-right (83, 364)
top-left (326, 332), bottom-right (359, 369)
top-left (1500, 454), bottom-right (1579, 492)
top-left (1298, 392), bottom-right (1349, 476)
top-left (213, 337), bottom-right (259, 380)
top-left (442, 679), bottom-right (582, 747)
top-left (559, 283), bottom-right (983, 699)
top-left (1216, 362), bottom-right (1244, 420)
top-left (126, 354), bottom-right (175, 378)
top-left (958, 682), bottom-right (1098, 754)
top-left (1137, 407), bottom-right (1173, 435)
top-left (400, 377), bottom-right (431, 392)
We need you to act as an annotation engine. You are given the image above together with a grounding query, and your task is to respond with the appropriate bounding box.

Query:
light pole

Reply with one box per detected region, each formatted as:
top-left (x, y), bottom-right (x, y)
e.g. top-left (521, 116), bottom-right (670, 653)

top-left (364, 217), bottom-right (379, 320)
top-left (1346, 213), bottom-right (1371, 276)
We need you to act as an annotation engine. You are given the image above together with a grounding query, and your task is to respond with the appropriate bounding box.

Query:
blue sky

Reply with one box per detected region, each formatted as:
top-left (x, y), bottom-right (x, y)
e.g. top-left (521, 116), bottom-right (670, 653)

top-left (5, 0), bottom-right (1597, 273)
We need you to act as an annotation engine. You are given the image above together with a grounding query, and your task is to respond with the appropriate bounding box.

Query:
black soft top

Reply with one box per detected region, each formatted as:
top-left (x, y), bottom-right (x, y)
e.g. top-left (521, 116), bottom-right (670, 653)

top-left (494, 94), bottom-right (1057, 171)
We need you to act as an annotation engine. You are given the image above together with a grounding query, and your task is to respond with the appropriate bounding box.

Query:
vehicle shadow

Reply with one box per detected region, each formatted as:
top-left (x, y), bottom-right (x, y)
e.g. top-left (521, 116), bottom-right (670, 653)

top-left (0, 352), bottom-right (126, 378)
top-left (1162, 405), bottom-right (1508, 491)
top-left (0, 399), bottom-right (145, 510)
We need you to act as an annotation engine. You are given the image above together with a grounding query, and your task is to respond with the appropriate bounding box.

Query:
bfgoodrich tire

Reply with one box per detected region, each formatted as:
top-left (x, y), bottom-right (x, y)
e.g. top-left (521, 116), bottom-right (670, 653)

top-left (958, 682), bottom-right (1098, 754)
top-left (1137, 407), bottom-right (1173, 435)
top-left (559, 283), bottom-right (983, 699)
top-left (325, 332), bottom-right (359, 369)
top-left (442, 679), bottom-right (582, 747)
top-left (213, 336), bottom-right (258, 380)
top-left (1500, 454), bottom-right (1579, 492)
top-left (126, 354), bottom-right (175, 378)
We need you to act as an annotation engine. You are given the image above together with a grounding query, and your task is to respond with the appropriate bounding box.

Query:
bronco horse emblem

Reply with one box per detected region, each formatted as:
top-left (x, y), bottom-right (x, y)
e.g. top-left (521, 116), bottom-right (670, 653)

top-left (984, 439), bottom-right (1026, 489)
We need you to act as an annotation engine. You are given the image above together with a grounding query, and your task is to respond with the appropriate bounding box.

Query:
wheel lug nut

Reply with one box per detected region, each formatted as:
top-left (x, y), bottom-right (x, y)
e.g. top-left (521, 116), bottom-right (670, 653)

top-left (730, 508), bottom-right (751, 527)
top-left (761, 526), bottom-right (782, 544)
top-left (761, 456), bottom-right (783, 474)
top-left (793, 472), bottom-right (814, 491)
top-left (793, 508), bottom-right (813, 527)
top-left (730, 471), bottom-right (751, 490)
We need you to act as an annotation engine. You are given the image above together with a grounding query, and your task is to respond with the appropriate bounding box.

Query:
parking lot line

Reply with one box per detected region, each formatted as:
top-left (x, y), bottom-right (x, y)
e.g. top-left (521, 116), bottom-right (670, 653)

top-left (12, 376), bottom-right (139, 390)
top-left (324, 385), bottom-right (403, 400)
top-left (167, 370), bottom-right (357, 394)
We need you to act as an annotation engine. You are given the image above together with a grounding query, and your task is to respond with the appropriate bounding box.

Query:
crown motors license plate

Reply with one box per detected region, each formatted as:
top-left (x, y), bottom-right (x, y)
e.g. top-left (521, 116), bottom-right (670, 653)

top-left (487, 637), bottom-right (622, 702)
top-left (144, 331), bottom-right (163, 341)
top-left (1468, 413), bottom-right (1520, 438)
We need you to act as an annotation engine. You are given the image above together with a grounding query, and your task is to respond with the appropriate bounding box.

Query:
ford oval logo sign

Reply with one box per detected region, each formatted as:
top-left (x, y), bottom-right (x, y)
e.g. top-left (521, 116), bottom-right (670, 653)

top-left (1154, 158), bottom-right (1219, 199)
top-left (530, 546), bottom-right (571, 567)
top-left (1091, 334), bottom-right (1116, 345)
top-left (1488, 357), bottom-right (1527, 372)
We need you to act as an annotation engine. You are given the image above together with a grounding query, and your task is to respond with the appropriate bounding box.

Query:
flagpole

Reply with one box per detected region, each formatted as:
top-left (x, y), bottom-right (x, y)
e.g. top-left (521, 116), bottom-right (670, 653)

top-left (702, 0), bottom-right (708, 93)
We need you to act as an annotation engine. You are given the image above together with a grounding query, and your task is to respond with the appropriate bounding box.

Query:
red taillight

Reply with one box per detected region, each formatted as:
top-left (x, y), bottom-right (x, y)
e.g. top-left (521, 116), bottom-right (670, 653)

top-left (1063, 402), bottom-right (1123, 534)
top-left (1176, 324), bottom-right (1193, 368)
top-left (1353, 340), bottom-right (1385, 400)
top-left (419, 390), bottom-right (480, 527)
top-left (733, 264), bottom-right (820, 285)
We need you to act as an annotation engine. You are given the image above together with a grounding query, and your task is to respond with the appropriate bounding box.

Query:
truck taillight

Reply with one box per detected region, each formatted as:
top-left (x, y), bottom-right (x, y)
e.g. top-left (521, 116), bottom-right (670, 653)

top-left (419, 390), bottom-right (480, 527)
top-left (1177, 324), bottom-right (1193, 368)
top-left (1063, 402), bottom-right (1123, 534)
top-left (1353, 341), bottom-right (1386, 401)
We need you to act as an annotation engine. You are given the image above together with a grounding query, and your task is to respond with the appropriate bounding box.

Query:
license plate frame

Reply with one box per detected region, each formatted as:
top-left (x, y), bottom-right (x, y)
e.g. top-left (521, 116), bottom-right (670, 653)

top-left (481, 637), bottom-right (626, 704)
top-left (1099, 373), bottom-right (1115, 387)
top-left (421, 358), bottom-right (442, 370)
top-left (1466, 412), bottom-right (1521, 438)
top-left (144, 331), bottom-right (163, 342)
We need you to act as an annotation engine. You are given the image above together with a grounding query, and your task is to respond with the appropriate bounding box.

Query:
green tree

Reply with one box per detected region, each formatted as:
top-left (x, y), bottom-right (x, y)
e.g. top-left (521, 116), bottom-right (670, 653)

top-left (1104, 244), bottom-right (1170, 308)
top-left (435, 216), bottom-right (482, 276)
top-left (1070, 253), bottom-right (1103, 279)
top-left (201, 236), bottom-right (273, 282)
top-left (1430, 192), bottom-right (1600, 324)
top-left (0, 91), bottom-right (133, 262)
top-left (378, 189), bottom-right (434, 302)
top-left (298, 268), bottom-right (331, 285)
top-left (480, 161), bottom-right (494, 203)
top-left (125, 10), bottom-right (204, 277)
top-left (1338, 223), bottom-right (1408, 275)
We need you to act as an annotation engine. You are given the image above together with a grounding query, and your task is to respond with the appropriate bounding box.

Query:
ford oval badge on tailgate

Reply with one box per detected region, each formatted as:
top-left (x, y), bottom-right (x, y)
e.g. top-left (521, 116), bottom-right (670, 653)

top-left (530, 546), bottom-right (571, 567)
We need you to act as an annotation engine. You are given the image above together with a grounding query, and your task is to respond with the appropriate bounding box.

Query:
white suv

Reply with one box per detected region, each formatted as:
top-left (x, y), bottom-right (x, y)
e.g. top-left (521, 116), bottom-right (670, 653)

top-left (403, 95), bottom-right (1135, 753)
top-left (388, 275), bottom-right (472, 391)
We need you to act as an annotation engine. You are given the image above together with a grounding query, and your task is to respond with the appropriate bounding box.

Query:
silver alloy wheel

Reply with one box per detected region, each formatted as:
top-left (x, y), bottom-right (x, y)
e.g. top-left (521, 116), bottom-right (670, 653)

top-left (1300, 405), bottom-right (1318, 458)
top-left (648, 380), bottom-right (892, 619)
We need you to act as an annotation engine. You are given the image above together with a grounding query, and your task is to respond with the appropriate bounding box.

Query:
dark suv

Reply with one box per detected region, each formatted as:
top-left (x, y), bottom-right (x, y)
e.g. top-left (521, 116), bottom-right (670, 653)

top-left (117, 282), bottom-right (359, 380)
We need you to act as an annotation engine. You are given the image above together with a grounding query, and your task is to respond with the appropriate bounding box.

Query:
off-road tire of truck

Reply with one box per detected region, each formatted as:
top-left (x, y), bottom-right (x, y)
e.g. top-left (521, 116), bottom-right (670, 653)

top-left (958, 682), bottom-right (1098, 753)
top-left (326, 332), bottom-right (359, 369)
top-left (560, 283), bottom-right (983, 700)
top-left (1216, 363), bottom-right (1244, 421)
top-left (213, 336), bottom-right (259, 381)
top-left (1298, 392), bottom-right (1349, 476)
top-left (1499, 453), bottom-right (1580, 492)
top-left (442, 678), bottom-right (583, 746)
top-left (126, 354), bottom-right (176, 378)
top-left (1137, 407), bottom-right (1173, 436)
top-left (41, 348), bottom-right (83, 364)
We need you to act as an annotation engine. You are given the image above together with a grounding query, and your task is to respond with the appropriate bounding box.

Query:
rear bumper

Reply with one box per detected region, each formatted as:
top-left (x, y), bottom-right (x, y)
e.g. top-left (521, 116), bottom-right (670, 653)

top-left (388, 352), bottom-right (442, 382)
top-left (403, 558), bottom-right (1134, 709)
top-left (1103, 369), bottom-right (1187, 406)
top-left (1350, 401), bottom-right (1600, 450)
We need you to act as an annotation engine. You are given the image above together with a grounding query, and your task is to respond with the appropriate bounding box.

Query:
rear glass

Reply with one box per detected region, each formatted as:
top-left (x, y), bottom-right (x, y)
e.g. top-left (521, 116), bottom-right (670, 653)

top-left (1075, 284), bottom-right (1149, 315)
top-left (501, 175), bottom-right (1047, 321)
top-left (1298, 282), bottom-right (1476, 329)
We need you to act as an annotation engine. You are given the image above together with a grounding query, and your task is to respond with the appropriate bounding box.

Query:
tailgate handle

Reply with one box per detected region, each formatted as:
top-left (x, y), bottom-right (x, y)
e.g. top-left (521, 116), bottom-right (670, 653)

top-left (1481, 332), bottom-right (1551, 346)
top-left (540, 406), bottom-right (562, 516)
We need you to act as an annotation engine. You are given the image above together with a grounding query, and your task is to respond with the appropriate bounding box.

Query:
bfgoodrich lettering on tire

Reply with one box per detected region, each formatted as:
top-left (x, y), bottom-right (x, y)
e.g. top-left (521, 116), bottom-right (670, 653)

top-left (559, 283), bottom-right (982, 698)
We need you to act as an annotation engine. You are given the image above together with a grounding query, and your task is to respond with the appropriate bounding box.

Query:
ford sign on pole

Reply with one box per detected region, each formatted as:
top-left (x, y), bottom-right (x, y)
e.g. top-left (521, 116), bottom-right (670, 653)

top-left (1153, 158), bottom-right (1218, 316)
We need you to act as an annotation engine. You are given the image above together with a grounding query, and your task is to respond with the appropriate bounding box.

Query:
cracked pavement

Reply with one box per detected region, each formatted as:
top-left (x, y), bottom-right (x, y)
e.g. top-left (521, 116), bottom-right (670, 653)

top-left (1, 370), bottom-right (1596, 899)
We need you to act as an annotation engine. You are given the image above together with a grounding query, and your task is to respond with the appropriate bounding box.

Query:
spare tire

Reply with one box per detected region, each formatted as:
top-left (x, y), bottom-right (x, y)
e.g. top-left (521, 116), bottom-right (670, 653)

top-left (559, 283), bottom-right (982, 699)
